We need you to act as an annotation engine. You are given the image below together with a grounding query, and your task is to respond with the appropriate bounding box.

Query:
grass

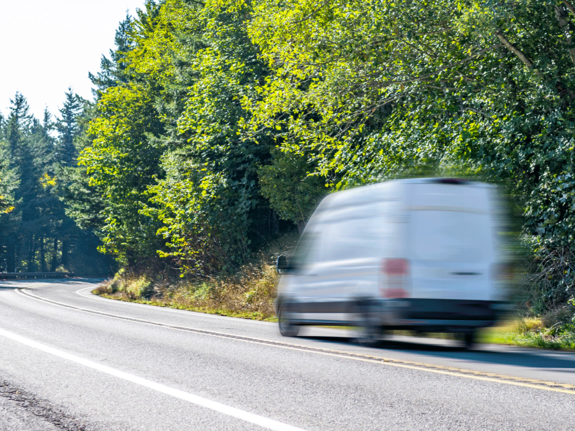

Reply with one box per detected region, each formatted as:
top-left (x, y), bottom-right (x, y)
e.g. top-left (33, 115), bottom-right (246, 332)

top-left (92, 234), bottom-right (297, 322)
top-left (478, 317), bottom-right (575, 351)
top-left (386, 318), bottom-right (575, 351)
top-left (97, 292), bottom-right (278, 321)
top-left (92, 235), bottom-right (298, 322)
top-left (93, 264), bottom-right (280, 322)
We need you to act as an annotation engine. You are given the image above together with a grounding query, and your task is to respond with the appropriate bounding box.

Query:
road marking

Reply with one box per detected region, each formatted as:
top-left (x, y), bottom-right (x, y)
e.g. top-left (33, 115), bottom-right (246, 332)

top-left (0, 327), bottom-right (306, 431)
top-left (17, 287), bottom-right (575, 395)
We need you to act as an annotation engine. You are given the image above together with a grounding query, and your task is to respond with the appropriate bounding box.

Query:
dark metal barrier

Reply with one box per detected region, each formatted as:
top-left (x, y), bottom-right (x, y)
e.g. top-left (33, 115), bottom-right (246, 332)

top-left (0, 272), bottom-right (75, 280)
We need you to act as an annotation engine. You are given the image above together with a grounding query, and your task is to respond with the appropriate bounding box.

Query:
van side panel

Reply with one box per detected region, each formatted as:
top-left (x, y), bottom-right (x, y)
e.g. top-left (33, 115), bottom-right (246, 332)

top-left (283, 182), bottom-right (404, 325)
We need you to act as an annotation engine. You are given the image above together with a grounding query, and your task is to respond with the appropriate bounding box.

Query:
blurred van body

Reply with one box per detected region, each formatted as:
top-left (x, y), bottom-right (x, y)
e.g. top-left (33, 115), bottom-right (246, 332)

top-left (276, 178), bottom-right (511, 347)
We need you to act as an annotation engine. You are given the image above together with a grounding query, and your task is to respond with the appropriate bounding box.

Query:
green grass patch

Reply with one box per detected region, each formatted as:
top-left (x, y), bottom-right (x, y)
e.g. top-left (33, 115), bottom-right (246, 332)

top-left (479, 318), bottom-right (575, 351)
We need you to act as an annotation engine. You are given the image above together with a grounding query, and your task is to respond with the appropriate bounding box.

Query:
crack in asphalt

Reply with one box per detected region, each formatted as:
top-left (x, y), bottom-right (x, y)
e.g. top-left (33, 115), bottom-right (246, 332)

top-left (0, 379), bottom-right (95, 431)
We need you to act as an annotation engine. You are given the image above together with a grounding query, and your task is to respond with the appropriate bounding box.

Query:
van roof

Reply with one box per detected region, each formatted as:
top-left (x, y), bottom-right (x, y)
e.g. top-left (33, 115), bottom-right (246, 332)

top-left (316, 178), bottom-right (492, 212)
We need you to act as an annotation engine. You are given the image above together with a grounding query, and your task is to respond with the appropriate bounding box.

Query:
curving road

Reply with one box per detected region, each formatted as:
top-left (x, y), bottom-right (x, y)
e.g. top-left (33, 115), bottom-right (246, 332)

top-left (0, 279), bottom-right (574, 431)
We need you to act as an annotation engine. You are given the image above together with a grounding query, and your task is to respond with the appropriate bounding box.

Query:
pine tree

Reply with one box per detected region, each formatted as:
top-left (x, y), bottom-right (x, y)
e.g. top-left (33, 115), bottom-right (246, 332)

top-left (0, 93), bottom-right (34, 271)
top-left (56, 89), bottom-right (84, 167)
top-left (88, 16), bottom-right (135, 94)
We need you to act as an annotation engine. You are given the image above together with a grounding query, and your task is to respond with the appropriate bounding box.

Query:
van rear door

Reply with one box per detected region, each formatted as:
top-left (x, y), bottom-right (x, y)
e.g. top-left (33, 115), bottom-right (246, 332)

top-left (407, 181), bottom-right (497, 301)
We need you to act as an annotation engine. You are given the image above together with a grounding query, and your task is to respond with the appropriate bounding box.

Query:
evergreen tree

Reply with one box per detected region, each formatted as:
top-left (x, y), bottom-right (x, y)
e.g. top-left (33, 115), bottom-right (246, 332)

top-left (0, 93), bottom-right (34, 271)
top-left (88, 15), bottom-right (135, 94)
top-left (0, 92), bottom-right (111, 275)
top-left (56, 89), bottom-right (85, 167)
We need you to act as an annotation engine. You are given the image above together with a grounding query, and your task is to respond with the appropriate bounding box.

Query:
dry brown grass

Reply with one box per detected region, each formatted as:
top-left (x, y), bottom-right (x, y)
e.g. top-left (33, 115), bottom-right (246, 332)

top-left (93, 233), bottom-right (298, 321)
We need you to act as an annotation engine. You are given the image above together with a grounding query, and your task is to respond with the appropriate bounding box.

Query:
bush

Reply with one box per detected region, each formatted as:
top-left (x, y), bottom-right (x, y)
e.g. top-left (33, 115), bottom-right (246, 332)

top-left (94, 233), bottom-right (299, 320)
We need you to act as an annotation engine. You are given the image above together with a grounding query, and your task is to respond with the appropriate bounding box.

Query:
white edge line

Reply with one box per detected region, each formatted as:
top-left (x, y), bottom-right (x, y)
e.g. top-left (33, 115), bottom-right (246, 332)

top-left (17, 287), bottom-right (575, 395)
top-left (0, 327), bottom-right (306, 431)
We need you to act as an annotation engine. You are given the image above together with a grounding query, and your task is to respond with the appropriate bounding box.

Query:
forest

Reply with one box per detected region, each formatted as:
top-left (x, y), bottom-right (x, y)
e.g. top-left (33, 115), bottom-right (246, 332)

top-left (0, 91), bottom-right (113, 276)
top-left (2, 0), bottom-right (575, 323)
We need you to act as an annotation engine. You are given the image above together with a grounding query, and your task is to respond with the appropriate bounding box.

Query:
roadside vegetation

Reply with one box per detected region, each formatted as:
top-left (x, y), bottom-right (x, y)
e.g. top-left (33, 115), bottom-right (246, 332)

top-left (93, 234), bottom-right (297, 321)
top-left (479, 305), bottom-right (575, 351)
top-left (93, 266), bottom-right (279, 320)
top-left (2, 1), bottom-right (575, 347)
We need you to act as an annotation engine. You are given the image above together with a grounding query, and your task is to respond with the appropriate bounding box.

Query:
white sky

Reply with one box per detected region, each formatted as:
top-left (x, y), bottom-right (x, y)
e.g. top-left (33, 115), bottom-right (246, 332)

top-left (0, 0), bottom-right (146, 120)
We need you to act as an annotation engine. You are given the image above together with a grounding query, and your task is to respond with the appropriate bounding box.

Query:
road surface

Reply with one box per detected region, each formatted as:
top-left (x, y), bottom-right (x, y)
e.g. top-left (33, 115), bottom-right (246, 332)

top-left (0, 279), bottom-right (574, 430)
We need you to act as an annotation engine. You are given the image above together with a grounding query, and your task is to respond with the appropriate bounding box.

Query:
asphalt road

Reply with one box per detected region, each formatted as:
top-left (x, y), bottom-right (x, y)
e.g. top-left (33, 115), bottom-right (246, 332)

top-left (0, 279), bottom-right (574, 431)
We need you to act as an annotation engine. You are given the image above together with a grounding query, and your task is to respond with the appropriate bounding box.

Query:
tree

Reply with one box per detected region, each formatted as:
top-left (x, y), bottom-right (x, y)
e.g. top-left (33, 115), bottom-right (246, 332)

top-left (245, 0), bottom-right (575, 308)
top-left (88, 15), bottom-right (136, 94)
top-left (56, 89), bottom-right (85, 167)
top-left (79, 0), bottom-right (298, 275)
top-left (258, 150), bottom-right (326, 233)
top-left (0, 91), bottom-right (111, 275)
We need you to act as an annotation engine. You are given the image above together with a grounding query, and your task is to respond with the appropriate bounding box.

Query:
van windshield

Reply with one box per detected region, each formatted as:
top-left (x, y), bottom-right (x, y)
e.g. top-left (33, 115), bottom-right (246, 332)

top-left (290, 231), bottom-right (320, 269)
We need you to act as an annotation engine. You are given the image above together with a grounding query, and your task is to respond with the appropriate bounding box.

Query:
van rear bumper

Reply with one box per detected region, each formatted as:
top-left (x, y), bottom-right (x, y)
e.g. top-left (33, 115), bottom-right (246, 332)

top-left (380, 298), bottom-right (510, 330)
top-left (277, 297), bottom-right (511, 331)
top-left (386, 319), bottom-right (495, 331)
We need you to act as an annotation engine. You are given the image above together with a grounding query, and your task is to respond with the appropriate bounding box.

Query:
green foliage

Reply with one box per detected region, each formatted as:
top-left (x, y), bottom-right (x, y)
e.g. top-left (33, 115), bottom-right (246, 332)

top-left (148, 0), bottom-right (278, 273)
top-left (79, 83), bottom-right (165, 264)
top-left (243, 0), bottom-right (575, 311)
top-left (0, 92), bottom-right (111, 275)
top-left (41, 0), bottom-right (575, 316)
top-left (258, 149), bottom-right (326, 231)
top-left (78, 0), bottom-right (309, 275)
top-left (144, 152), bottom-right (248, 276)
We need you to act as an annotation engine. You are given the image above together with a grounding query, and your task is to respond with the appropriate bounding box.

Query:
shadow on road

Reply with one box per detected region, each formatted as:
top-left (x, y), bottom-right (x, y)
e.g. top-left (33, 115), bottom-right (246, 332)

top-left (299, 334), bottom-right (575, 371)
top-left (0, 278), bottom-right (105, 292)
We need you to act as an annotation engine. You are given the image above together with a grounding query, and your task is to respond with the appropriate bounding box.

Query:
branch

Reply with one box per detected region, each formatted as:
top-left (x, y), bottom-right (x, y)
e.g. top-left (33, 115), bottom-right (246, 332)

top-left (366, 47), bottom-right (491, 89)
top-left (497, 28), bottom-right (575, 100)
top-left (563, 1), bottom-right (575, 17)
top-left (495, 31), bottom-right (535, 70)
top-left (555, 6), bottom-right (575, 67)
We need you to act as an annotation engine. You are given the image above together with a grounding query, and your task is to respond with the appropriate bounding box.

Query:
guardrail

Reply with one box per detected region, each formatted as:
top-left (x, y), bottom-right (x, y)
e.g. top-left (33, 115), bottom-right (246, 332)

top-left (0, 272), bottom-right (75, 280)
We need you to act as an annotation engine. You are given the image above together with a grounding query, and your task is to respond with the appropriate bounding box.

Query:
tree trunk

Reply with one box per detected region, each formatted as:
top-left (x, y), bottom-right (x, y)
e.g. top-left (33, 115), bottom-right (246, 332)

top-left (61, 240), bottom-right (69, 270)
top-left (272, 210), bottom-right (280, 236)
top-left (27, 235), bottom-right (36, 272)
top-left (39, 236), bottom-right (47, 272)
top-left (51, 238), bottom-right (58, 271)
top-left (7, 241), bottom-right (15, 272)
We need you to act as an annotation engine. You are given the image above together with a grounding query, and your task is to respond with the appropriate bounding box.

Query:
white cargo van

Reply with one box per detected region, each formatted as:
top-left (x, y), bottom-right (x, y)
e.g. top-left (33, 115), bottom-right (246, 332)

top-left (275, 178), bottom-right (511, 347)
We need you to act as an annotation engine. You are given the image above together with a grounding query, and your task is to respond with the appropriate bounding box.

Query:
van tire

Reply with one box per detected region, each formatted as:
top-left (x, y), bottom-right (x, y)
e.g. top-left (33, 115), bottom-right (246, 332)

top-left (278, 302), bottom-right (300, 337)
top-left (354, 301), bottom-right (381, 348)
top-left (462, 330), bottom-right (476, 350)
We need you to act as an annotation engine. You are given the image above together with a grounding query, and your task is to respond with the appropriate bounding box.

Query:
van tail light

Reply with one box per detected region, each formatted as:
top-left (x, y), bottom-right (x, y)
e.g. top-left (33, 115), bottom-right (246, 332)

top-left (380, 258), bottom-right (410, 298)
top-left (383, 258), bottom-right (409, 275)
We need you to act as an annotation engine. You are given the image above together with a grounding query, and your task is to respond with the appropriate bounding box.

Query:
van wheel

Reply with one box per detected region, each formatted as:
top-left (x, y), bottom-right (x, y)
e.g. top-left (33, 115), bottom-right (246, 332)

top-left (278, 303), bottom-right (299, 337)
top-left (462, 330), bottom-right (476, 350)
top-left (355, 302), bottom-right (381, 348)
